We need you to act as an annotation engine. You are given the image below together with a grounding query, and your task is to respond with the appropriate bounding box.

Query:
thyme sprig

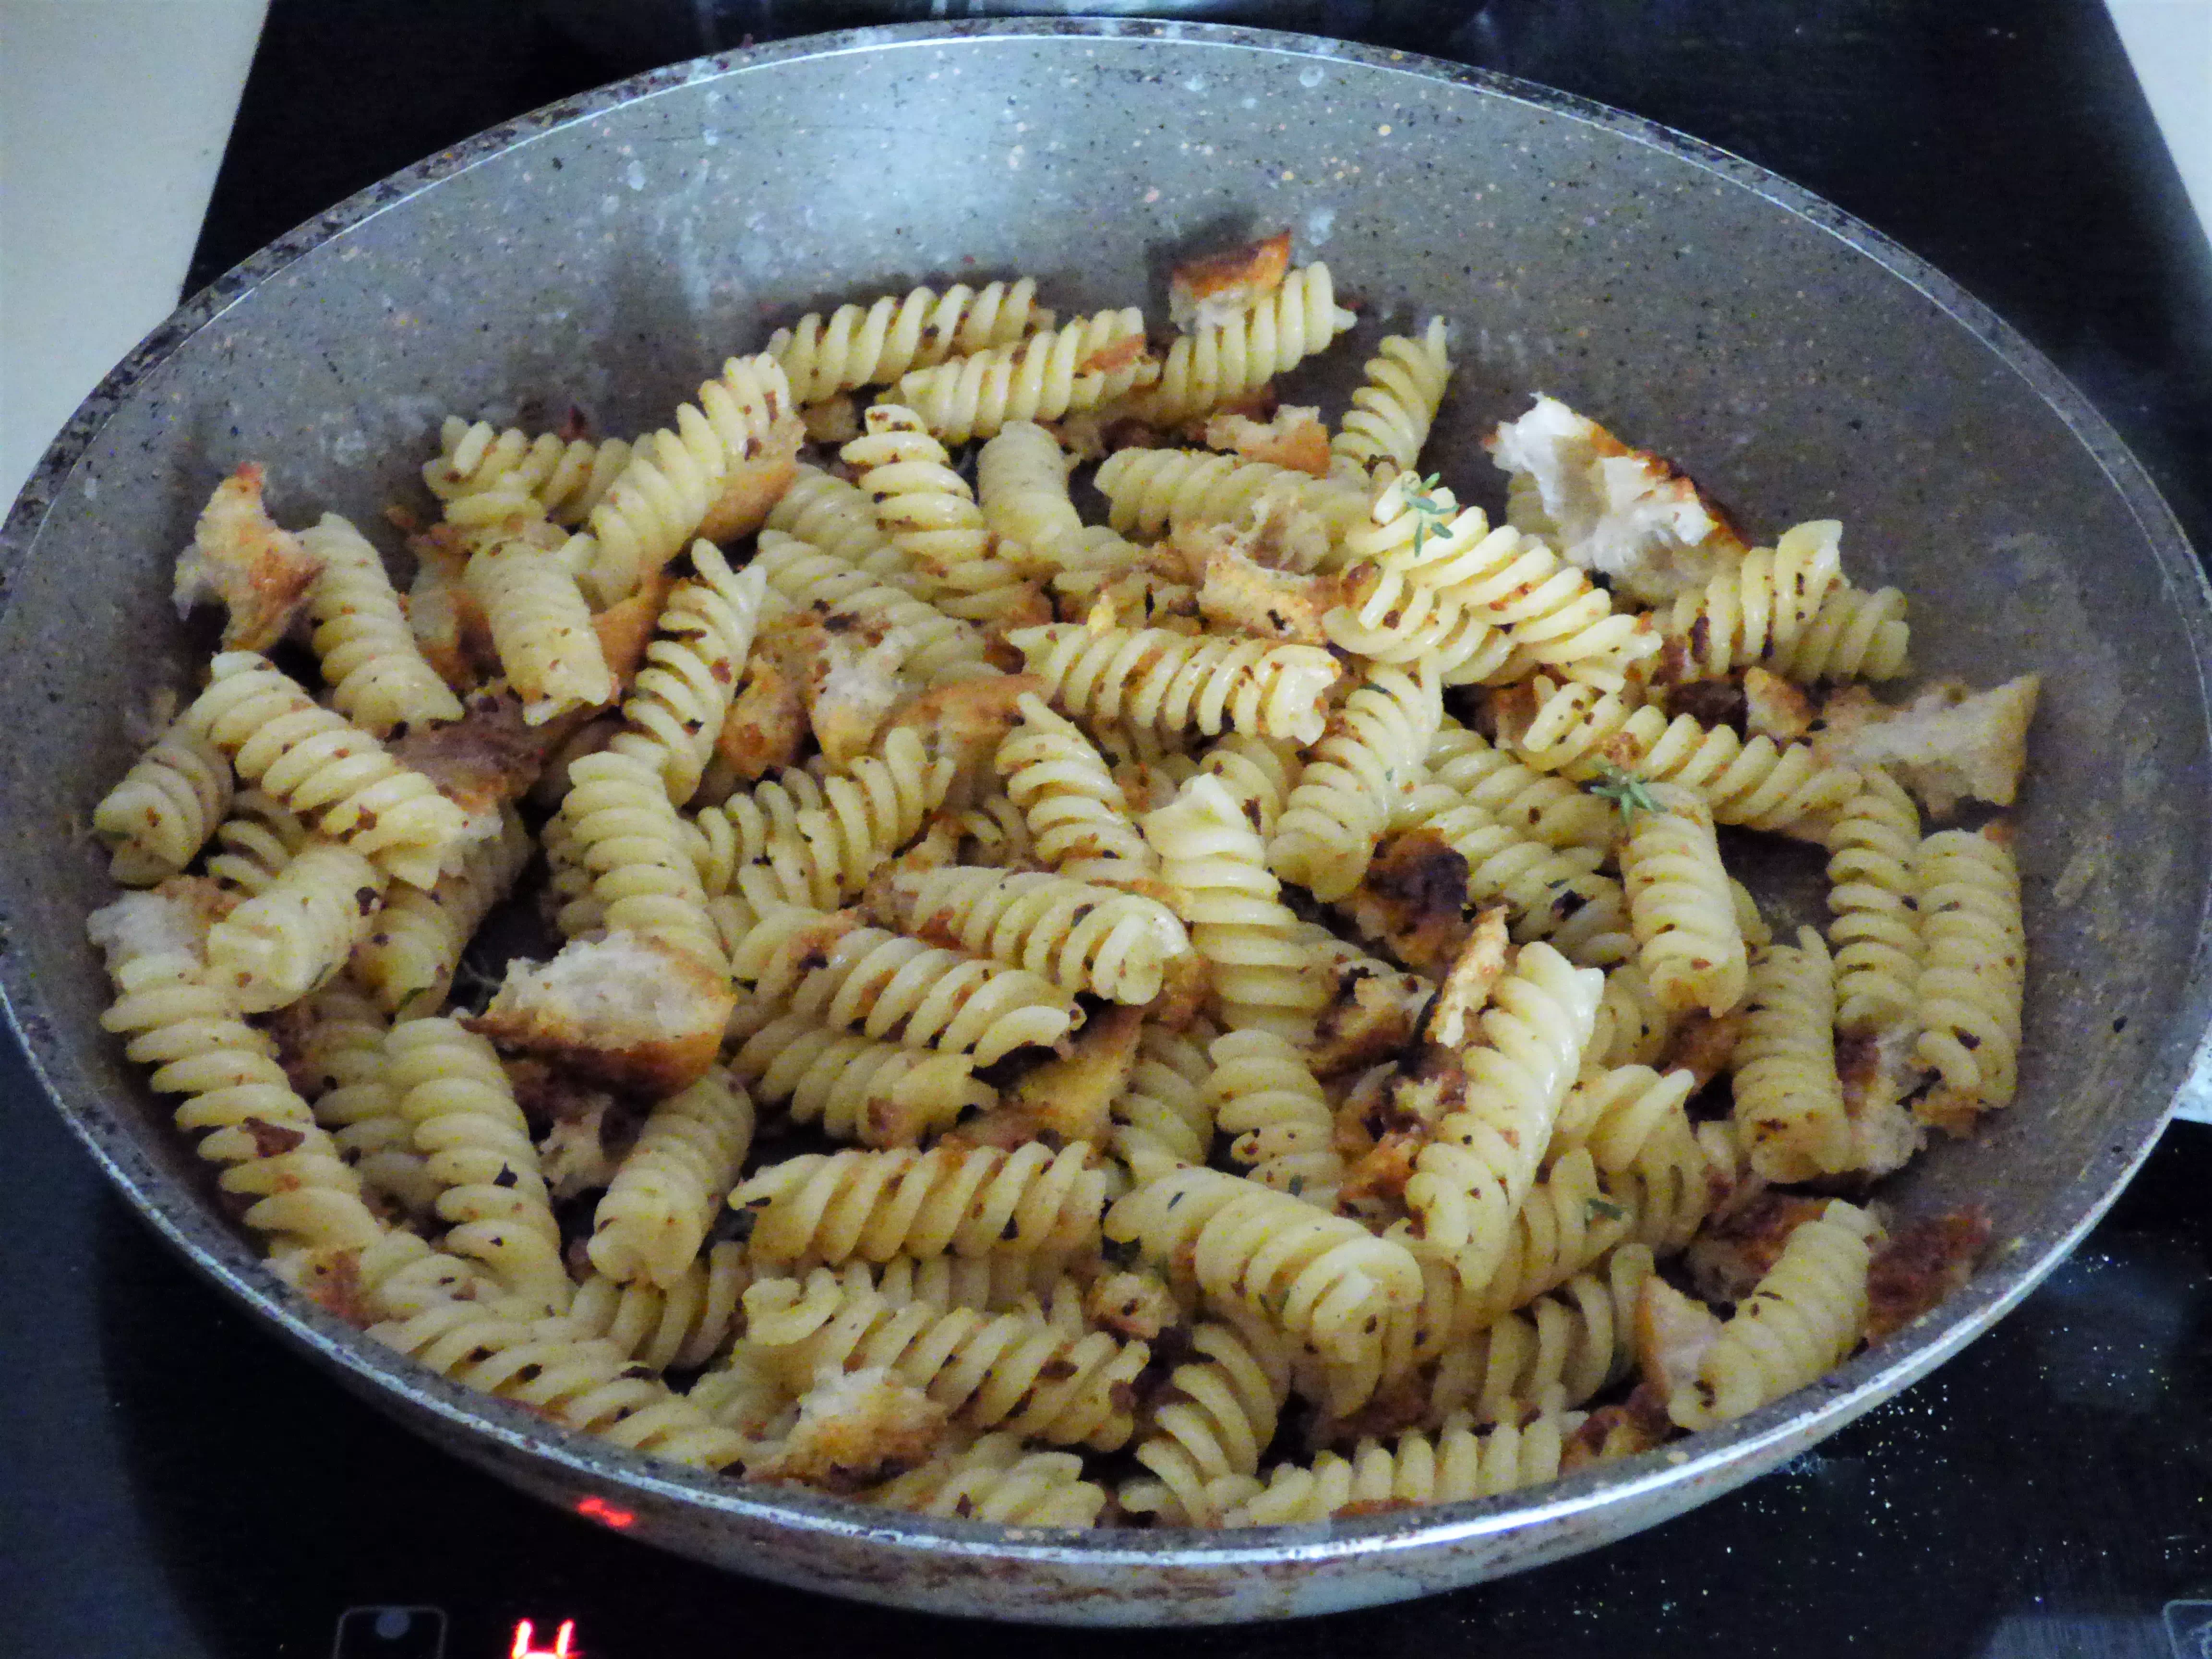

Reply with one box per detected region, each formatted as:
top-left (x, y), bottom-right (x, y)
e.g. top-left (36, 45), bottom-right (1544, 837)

top-left (1585, 760), bottom-right (1660, 823)
top-left (1398, 471), bottom-right (1454, 561)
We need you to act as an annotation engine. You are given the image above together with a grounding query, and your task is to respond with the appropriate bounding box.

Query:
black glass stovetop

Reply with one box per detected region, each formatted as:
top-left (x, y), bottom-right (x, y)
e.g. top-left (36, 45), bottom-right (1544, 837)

top-left (9, 3), bottom-right (2212, 1655)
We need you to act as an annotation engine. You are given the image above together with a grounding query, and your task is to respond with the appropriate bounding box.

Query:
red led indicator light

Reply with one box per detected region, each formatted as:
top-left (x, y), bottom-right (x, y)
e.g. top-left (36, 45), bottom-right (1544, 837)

top-left (575, 1494), bottom-right (636, 1528)
top-left (510, 1619), bottom-right (580, 1659)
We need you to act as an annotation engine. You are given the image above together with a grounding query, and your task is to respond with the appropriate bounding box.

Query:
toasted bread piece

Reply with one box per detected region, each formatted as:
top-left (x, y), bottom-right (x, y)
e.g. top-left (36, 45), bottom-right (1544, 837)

top-left (405, 523), bottom-right (498, 691)
top-left (1809, 675), bottom-right (2039, 817)
top-left (1561, 1384), bottom-right (1675, 1471)
top-left (1422, 907), bottom-right (1512, 1049)
top-left (950, 1005), bottom-right (1145, 1150)
top-left (715, 651), bottom-right (809, 783)
top-left (1634, 1277), bottom-right (1724, 1400)
top-left (1309, 950), bottom-right (1431, 1078)
top-left (1339, 830), bottom-right (1474, 978)
top-left (1168, 230), bottom-right (1293, 333)
top-left (1486, 395), bottom-right (1748, 605)
top-left (1864, 1210), bottom-right (1991, 1344)
top-left (762, 609), bottom-right (916, 768)
top-left (1742, 666), bottom-right (1815, 745)
top-left (1192, 530), bottom-right (1352, 645)
top-left (1683, 1191), bottom-right (1835, 1305)
top-left (1835, 1022), bottom-right (1931, 1178)
top-left (592, 567), bottom-right (677, 692)
top-left (1202, 404), bottom-right (1332, 477)
top-left (749, 1365), bottom-right (950, 1492)
top-left (697, 413), bottom-right (805, 543)
top-left (172, 463), bottom-right (325, 650)
top-left (466, 929), bottom-right (735, 1096)
top-left (1084, 1270), bottom-right (1183, 1341)
top-left (880, 674), bottom-right (1042, 791)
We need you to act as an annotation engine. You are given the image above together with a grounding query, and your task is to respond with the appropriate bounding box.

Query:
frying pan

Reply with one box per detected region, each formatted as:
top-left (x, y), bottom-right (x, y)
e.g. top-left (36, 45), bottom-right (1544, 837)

top-left (4, 19), bottom-right (2209, 1626)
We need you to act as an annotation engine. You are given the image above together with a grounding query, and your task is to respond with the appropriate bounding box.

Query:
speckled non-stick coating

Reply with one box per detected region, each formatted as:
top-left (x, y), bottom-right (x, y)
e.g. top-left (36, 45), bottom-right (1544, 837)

top-left (3, 18), bottom-right (2209, 1626)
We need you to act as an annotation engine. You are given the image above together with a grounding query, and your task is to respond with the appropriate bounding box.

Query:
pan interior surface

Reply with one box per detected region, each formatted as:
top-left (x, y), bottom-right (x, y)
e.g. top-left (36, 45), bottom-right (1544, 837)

top-left (1, 21), bottom-right (2206, 1624)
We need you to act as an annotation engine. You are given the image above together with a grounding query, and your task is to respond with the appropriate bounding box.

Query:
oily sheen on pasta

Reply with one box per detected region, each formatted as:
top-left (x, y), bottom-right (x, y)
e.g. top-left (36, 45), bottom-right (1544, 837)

top-left (89, 238), bottom-right (2033, 1536)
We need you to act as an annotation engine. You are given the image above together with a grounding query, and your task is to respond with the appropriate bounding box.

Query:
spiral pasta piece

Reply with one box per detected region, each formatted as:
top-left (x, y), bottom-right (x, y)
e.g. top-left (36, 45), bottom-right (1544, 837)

top-left (729, 905), bottom-right (1077, 1063)
top-left (1432, 1245), bottom-right (1653, 1426)
top-left (1123, 1318), bottom-right (1293, 1524)
top-left (1659, 520), bottom-right (1843, 681)
top-left (368, 1298), bottom-right (746, 1467)
top-left (1206, 1029), bottom-right (1343, 1205)
top-left (566, 1241), bottom-right (749, 1373)
top-left (1110, 1018), bottom-right (1218, 1179)
top-left (1094, 446), bottom-right (1367, 544)
top-left (466, 532), bottom-right (615, 724)
top-left (865, 866), bottom-right (1191, 1005)
top-left (354, 805), bottom-right (530, 1017)
top-left (1604, 1115), bottom-right (1735, 1256)
top-left (752, 528), bottom-right (997, 685)
top-left (1768, 582), bottom-right (1911, 683)
top-left (731, 1142), bottom-right (1110, 1267)
top-left (386, 1017), bottom-right (571, 1313)
top-left (1143, 774), bottom-right (1327, 1039)
top-left (691, 729), bottom-right (951, 918)
top-left (1393, 789), bottom-right (1634, 965)
top-left (730, 1011), bottom-right (990, 1148)
top-left (561, 748), bottom-right (725, 973)
top-left (867, 1432), bottom-right (1107, 1527)
top-left (94, 715), bottom-right (235, 885)
top-left (601, 542), bottom-right (765, 803)
top-left (1551, 1065), bottom-right (1697, 1176)
top-left (977, 419), bottom-right (1087, 567)
top-left (301, 514), bottom-right (465, 736)
top-left (1620, 782), bottom-right (1748, 1017)
top-left (1106, 1166), bottom-right (1423, 1373)
top-left (426, 418), bottom-right (631, 526)
top-left (1587, 961), bottom-right (1675, 1069)
top-left (184, 653), bottom-right (467, 890)
top-left (841, 405), bottom-right (1041, 626)
top-left (1346, 475), bottom-right (1659, 691)
top-left (743, 1268), bottom-right (1150, 1450)
top-left (287, 978), bottom-right (439, 1221)
top-left (1403, 943), bottom-right (1602, 1282)
top-left (1455, 1146), bottom-right (1630, 1326)
top-left (1913, 825), bottom-right (2025, 1129)
top-left (584, 1070), bottom-right (753, 1291)
top-left (1826, 769), bottom-right (1923, 1034)
top-left (1511, 676), bottom-right (1862, 835)
top-left (768, 277), bottom-right (1048, 404)
top-left (565, 352), bottom-right (793, 607)
top-left (1733, 926), bottom-right (1853, 1182)
top-left (1200, 732), bottom-right (1301, 842)
top-left (1329, 317), bottom-right (1452, 477)
top-left (1270, 664), bottom-right (1443, 900)
top-left (1322, 580), bottom-right (1522, 686)
top-left (204, 789), bottom-right (308, 897)
top-left (1131, 263), bottom-right (1356, 427)
top-left (1011, 624), bottom-right (1340, 747)
top-left (764, 463), bottom-right (911, 584)
top-left (1221, 1411), bottom-right (1572, 1527)
top-left (205, 839), bottom-right (387, 1012)
top-left (1668, 1200), bottom-right (1878, 1430)
top-left (996, 693), bottom-right (1157, 889)
top-left (894, 307), bottom-right (1157, 445)
top-left (1409, 720), bottom-right (1619, 854)
top-left (89, 891), bottom-right (385, 1256)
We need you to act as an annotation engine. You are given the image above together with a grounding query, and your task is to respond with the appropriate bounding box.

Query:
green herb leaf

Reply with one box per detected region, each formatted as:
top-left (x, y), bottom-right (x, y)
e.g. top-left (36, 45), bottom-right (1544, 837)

top-left (1397, 471), bottom-right (1454, 561)
top-left (1585, 760), bottom-right (1661, 823)
top-left (1587, 1195), bottom-right (1628, 1222)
